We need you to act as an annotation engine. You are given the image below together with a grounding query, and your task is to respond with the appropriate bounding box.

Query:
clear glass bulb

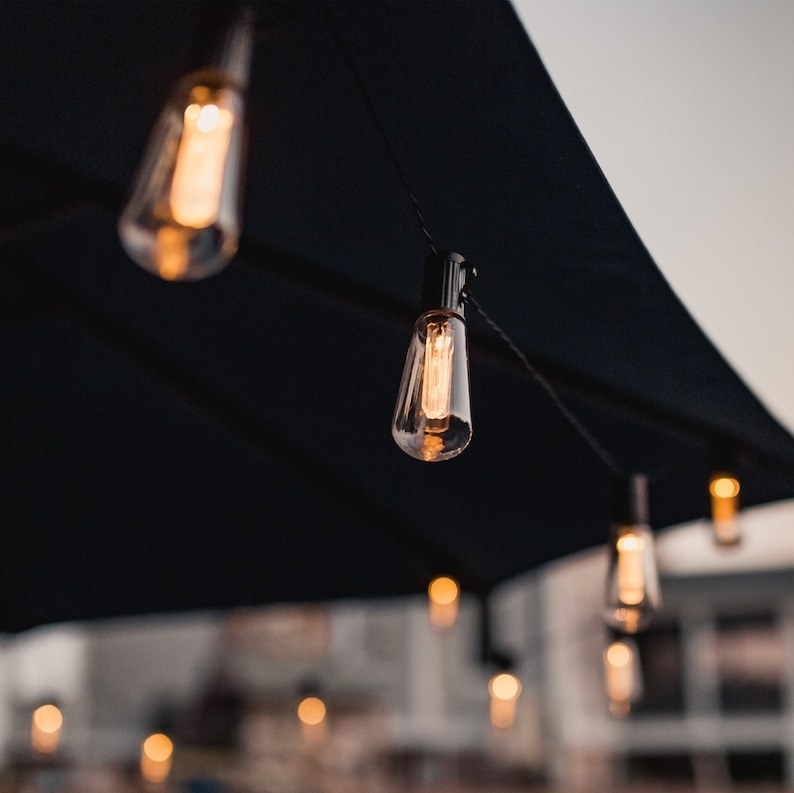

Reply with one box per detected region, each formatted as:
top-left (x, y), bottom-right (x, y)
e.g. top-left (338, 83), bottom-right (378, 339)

top-left (603, 523), bottom-right (661, 633)
top-left (392, 311), bottom-right (472, 462)
top-left (119, 77), bottom-right (244, 281)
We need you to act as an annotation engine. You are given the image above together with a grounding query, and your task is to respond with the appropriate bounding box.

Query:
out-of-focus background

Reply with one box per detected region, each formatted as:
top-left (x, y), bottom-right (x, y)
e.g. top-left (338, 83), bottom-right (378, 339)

top-left (3, 0), bottom-right (794, 791)
top-left (6, 512), bottom-right (794, 792)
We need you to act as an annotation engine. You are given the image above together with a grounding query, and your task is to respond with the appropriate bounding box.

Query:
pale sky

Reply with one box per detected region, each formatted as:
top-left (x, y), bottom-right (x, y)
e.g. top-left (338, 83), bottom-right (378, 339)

top-left (514, 0), bottom-right (794, 434)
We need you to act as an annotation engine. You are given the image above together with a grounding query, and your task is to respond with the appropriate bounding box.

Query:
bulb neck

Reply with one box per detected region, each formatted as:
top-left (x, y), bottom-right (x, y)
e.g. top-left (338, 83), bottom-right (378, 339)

top-left (421, 251), bottom-right (471, 318)
top-left (187, 3), bottom-right (254, 89)
top-left (612, 473), bottom-right (649, 526)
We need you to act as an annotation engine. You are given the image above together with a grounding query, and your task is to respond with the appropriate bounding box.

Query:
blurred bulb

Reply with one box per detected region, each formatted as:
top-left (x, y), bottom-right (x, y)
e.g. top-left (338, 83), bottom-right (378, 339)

top-left (297, 696), bottom-right (328, 744)
top-left (297, 696), bottom-right (326, 726)
top-left (31, 704), bottom-right (63, 755)
top-left (428, 575), bottom-right (460, 631)
top-left (604, 475), bottom-right (661, 634)
top-left (616, 533), bottom-right (645, 606)
top-left (141, 733), bottom-right (173, 784)
top-left (119, 9), bottom-right (252, 281)
top-left (604, 525), bottom-right (660, 633)
top-left (392, 253), bottom-right (473, 462)
top-left (488, 672), bottom-right (522, 729)
top-left (709, 474), bottom-right (741, 547)
top-left (603, 639), bottom-right (642, 717)
top-left (170, 101), bottom-right (235, 228)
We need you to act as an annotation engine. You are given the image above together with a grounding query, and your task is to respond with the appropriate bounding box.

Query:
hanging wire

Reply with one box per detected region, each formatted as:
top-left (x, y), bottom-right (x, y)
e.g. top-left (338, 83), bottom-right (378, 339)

top-left (324, 3), bottom-right (625, 480)
top-left (322, 3), bottom-right (438, 256)
top-left (463, 288), bottom-right (625, 478)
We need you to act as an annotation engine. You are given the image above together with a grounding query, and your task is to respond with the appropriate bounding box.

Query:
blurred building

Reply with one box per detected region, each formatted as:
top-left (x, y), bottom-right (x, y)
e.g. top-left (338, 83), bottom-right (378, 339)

top-left (0, 505), bottom-right (793, 791)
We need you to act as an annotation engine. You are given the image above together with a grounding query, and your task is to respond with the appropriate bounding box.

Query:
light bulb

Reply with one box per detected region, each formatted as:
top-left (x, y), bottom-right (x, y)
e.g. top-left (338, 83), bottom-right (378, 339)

top-left (141, 733), bottom-right (174, 784)
top-left (603, 475), bottom-right (661, 633)
top-left (297, 696), bottom-right (327, 726)
top-left (428, 575), bottom-right (460, 631)
top-left (297, 695), bottom-right (328, 744)
top-left (488, 671), bottom-right (522, 729)
top-left (392, 252), bottom-right (473, 461)
top-left (31, 704), bottom-right (63, 755)
top-left (709, 473), bottom-right (741, 547)
top-left (119, 6), bottom-right (253, 281)
top-left (603, 639), bottom-right (642, 718)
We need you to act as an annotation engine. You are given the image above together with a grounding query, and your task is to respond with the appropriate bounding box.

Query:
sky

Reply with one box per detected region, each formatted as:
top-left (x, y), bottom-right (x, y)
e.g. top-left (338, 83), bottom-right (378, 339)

top-left (514, 0), bottom-right (794, 434)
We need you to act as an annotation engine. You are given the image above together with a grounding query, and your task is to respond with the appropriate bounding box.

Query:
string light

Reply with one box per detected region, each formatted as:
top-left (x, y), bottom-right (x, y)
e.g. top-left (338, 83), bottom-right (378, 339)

top-left (604, 474), bottom-right (661, 634)
top-left (119, 5), bottom-right (253, 281)
top-left (297, 695), bottom-right (328, 744)
top-left (709, 473), bottom-right (741, 547)
top-left (392, 253), bottom-right (473, 461)
top-left (488, 671), bottom-right (522, 730)
top-left (427, 575), bottom-right (460, 631)
top-left (140, 733), bottom-right (174, 784)
top-left (603, 638), bottom-right (642, 717)
top-left (31, 704), bottom-right (63, 756)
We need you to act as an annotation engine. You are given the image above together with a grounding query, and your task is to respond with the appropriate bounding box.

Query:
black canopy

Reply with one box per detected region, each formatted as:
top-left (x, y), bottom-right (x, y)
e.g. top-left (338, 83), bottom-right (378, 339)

top-left (1, 1), bottom-right (792, 632)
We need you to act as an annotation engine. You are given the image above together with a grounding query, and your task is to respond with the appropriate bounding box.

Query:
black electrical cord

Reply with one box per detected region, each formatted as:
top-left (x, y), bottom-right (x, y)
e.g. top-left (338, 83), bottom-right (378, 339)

top-left (464, 287), bottom-right (626, 478)
top-left (322, 2), bottom-right (439, 256)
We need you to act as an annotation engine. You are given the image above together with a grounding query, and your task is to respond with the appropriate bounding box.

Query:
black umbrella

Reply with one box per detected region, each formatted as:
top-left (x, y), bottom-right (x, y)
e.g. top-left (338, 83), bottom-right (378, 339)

top-left (1, 0), bottom-right (792, 632)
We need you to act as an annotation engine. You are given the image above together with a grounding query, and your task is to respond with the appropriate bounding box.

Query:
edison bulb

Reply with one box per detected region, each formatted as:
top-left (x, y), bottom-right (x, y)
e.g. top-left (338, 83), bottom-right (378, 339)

top-left (119, 8), bottom-right (252, 281)
top-left (392, 311), bottom-right (472, 461)
top-left (119, 81), bottom-right (245, 281)
top-left (604, 524), bottom-right (661, 633)
top-left (604, 475), bottom-right (661, 633)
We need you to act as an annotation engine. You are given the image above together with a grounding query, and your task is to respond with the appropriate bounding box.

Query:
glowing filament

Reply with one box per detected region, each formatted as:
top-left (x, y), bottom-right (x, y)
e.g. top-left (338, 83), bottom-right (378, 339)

top-left (488, 672), bottom-right (522, 729)
top-left (141, 733), bottom-right (173, 784)
top-left (616, 532), bottom-right (645, 606)
top-left (421, 321), bottom-right (454, 420)
top-left (31, 704), bottom-right (63, 755)
top-left (170, 98), bottom-right (234, 228)
top-left (428, 576), bottom-right (460, 630)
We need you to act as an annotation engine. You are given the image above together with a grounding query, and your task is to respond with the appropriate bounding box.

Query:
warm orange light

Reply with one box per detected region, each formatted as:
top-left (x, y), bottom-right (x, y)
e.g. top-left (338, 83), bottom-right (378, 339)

top-left (143, 733), bottom-right (173, 762)
top-left (33, 704), bottom-right (63, 734)
top-left (155, 226), bottom-right (190, 280)
top-left (31, 704), bottom-right (63, 755)
top-left (604, 640), bottom-right (639, 717)
top-left (616, 532), bottom-right (645, 606)
top-left (297, 696), bottom-right (327, 726)
top-left (710, 476), bottom-right (740, 499)
top-left (488, 672), bottom-right (522, 729)
top-left (488, 672), bottom-right (522, 701)
top-left (428, 576), bottom-right (459, 605)
top-left (428, 575), bottom-right (460, 630)
top-left (709, 475), bottom-right (741, 546)
top-left (421, 321), bottom-right (454, 420)
top-left (141, 733), bottom-right (173, 784)
top-left (169, 92), bottom-right (235, 228)
top-left (606, 641), bottom-right (632, 668)
top-left (615, 607), bottom-right (641, 635)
